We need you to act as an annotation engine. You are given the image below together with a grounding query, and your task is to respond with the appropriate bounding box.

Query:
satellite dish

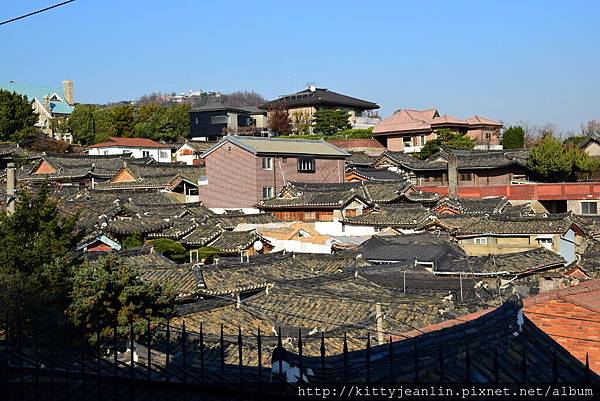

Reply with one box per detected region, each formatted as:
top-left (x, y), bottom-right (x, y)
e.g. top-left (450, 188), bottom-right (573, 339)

top-left (253, 240), bottom-right (263, 251)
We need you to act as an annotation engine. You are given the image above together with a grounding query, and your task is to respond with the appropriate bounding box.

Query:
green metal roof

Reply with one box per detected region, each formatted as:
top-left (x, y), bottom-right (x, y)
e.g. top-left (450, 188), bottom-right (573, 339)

top-left (0, 81), bottom-right (74, 115)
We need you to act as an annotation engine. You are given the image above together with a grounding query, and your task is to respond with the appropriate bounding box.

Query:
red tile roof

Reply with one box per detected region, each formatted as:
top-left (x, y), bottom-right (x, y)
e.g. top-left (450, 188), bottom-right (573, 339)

top-left (466, 115), bottom-right (502, 127)
top-left (373, 108), bottom-right (501, 135)
top-left (89, 137), bottom-right (171, 149)
top-left (395, 279), bottom-right (600, 373)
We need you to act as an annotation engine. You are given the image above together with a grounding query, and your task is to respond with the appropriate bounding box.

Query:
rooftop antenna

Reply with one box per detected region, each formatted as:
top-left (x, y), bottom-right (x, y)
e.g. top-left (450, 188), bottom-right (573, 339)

top-left (306, 82), bottom-right (318, 92)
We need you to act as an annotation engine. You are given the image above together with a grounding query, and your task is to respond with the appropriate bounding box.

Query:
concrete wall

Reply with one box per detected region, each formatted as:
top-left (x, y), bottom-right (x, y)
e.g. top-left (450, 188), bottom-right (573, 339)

top-left (583, 141), bottom-right (600, 157)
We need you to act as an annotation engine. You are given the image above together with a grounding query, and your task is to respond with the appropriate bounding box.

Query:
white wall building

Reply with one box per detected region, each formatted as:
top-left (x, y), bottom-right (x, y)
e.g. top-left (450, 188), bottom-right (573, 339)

top-left (88, 137), bottom-right (172, 163)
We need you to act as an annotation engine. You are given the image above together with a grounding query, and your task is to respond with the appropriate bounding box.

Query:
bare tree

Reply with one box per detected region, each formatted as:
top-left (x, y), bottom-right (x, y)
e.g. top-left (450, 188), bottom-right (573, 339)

top-left (221, 91), bottom-right (267, 107)
top-left (581, 120), bottom-right (600, 136)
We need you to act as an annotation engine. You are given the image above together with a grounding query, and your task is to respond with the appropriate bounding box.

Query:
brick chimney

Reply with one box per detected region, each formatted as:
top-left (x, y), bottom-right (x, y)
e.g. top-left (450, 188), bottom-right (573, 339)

top-left (447, 152), bottom-right (458, 199)
top-left (6, 163), bottom-right (16, 215)
top-left (63, 79), bottom-right (74, 105)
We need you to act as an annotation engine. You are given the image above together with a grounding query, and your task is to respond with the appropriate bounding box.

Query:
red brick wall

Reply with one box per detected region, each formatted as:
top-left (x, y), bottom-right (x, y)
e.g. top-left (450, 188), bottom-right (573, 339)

top-left (201, 144), bottom-right (345, 208)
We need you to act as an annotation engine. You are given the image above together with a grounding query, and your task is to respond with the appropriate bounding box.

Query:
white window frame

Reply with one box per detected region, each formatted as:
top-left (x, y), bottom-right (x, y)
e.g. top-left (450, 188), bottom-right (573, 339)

top-left (262, 157), bottom-right (273, 170)
top-left (262, 186), bottom-right (274, 199)
top-left (474, 237), bottom-right (488, 245)
top-left (298, 157), bottom-right (315, 173)
top-left (159, 150), bottom-right (169, 159)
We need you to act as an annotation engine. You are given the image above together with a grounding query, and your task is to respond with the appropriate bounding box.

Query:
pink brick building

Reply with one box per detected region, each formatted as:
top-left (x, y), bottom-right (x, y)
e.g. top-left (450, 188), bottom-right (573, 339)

top-left (199, 136), bottom-right (349, 208)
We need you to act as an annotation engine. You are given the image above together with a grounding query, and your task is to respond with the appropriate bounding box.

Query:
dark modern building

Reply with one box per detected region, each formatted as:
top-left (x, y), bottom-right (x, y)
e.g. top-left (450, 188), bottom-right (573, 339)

top-left (189, 104), bottom-right (268, 141)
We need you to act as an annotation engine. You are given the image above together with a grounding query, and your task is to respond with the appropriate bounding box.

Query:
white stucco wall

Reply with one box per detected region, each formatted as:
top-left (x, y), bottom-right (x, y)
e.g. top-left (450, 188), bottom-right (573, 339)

top-left (88, 147), bottom-right (172, 163)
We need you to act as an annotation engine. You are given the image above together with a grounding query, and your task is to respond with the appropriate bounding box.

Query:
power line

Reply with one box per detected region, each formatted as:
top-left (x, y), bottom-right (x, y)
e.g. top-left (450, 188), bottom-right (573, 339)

top-left (0, 0), bottom-right (76, 26)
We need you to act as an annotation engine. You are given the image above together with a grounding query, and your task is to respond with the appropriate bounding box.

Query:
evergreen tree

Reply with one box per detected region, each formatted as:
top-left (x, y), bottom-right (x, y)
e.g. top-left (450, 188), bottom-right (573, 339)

top-left (0, 185), bottom-right (80, 332)
top-left (0, 89), bottom-right (37, 142)
top-left (527, 134), bottom-right (573, 181)
top-left (68, 104), bottom-right (97, 145)
top-left (418, 129), bottom-right (475, 159)
top-left (92, 107), bottom-right (116, 143)
top-left (502, 126), bottom-right (525, 149)
top-left (68, 255), bottom-right (176, 342)
top-left (312, 109), bottom-right (351, 135)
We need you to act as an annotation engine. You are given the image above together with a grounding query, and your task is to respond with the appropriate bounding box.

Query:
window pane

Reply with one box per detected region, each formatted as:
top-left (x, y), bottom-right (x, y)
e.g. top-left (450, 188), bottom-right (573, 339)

top-left (210, 115), bottom-right (228, 124)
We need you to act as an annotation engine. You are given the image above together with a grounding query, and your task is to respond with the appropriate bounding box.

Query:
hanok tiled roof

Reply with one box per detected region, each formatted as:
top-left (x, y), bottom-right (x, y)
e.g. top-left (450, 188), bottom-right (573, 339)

top-left (85, 245), bottom-right (175, 269)
top-left (179, 224), bottom-right (224, 247)
top-left (95, 162), bottom-right (204, 190)
top-left (342, 204), bottom-right (432, 228)
top-left (139, 265), bottom-right (203, 297)
top-left (258, 182), bottom-right (372, 210)
top-left (346, 151), bottom-right (375, 167)
top-left (434, 196), bottom-right (509, 215)
top-left (207, 229), bottom-right (265, 253)
top-left (456, 215), bottom-right (578, 236)
top-left (258, 179), bottom-right (422, 210)
top-left (573, 215), bottom-right (600, 240)
top-left (346, 166), bottom-right (405, 181)
top-left (18, 153), bottom-right (132, 182)
top-left (208, 212), bottom-right (279, 229)
top-left (479, 247), bottom-right (566, 274)
top-left (374, 148), bottom-right (528, 172)
top-left (147, 219), bottom-right (198, 240)
top-left (262, 87), bottom-right (379, 110)
top-left (89, 137), bottom-right (171, 149)
top-left (578, 240), bottom-right (600, 278)
top-left (358, 234), bottom-right (467, 267)
top-left (67, 188), bottom-right (178, 205)
top-left (270, 296), bottom-right (597, 384)
top-left (202, 135), bottom-right (350, 159)
top-left (194, 252), bottom-right (368, 297)
top-left (103, 217), bottom-right (173, 236)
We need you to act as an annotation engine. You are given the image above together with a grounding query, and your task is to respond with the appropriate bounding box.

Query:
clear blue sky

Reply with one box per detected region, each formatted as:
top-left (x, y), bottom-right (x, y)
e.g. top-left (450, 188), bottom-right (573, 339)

top-left (2, 0), bottom-right (599, 133)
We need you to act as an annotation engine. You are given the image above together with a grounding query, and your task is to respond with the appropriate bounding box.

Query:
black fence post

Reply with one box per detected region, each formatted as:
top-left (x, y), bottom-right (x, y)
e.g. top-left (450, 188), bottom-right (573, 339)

top-left (113, 321), bottom-right (118, 401)
top-left (165, 320), bottom-right (170, 370)
top-left (197, 321), bottom-right (203, 380)
top-left (257, 327), bottom-right (262, 380)
top-left (493, 345), bottom-right (499, 384)
top-left (465, 344), bottom-right (471, 384)
top-left (585, 353), bottom-right (590, 384)
top-left (521, 343), bottom-right (527, 384)
top-left (278, 327), bottom-right (283, 382)
top-left (50, 319), bottom-right (55, 401)
top-left (238, 326), bottom-right (243, 384)
top-left (366, 333), bottom-right (371, 385)
top-left (389, 336), bottom-right (394, 383)
top-left (220, 324), bottom-right (225, 384)
top-left (182, 321), bottom-right (187, 384)
top-left (320, 332), bottom-right (325, 385)
top-left (298, 329), bottom-right (303, 385)
top-left (147, 319), bottom-right (152, 381)
top-left (414, 338), bottom-right (419, 384)
top-left (438, 342), bottom-right (444, 384)
top-left (343, 332), bottom-right (348, 383)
